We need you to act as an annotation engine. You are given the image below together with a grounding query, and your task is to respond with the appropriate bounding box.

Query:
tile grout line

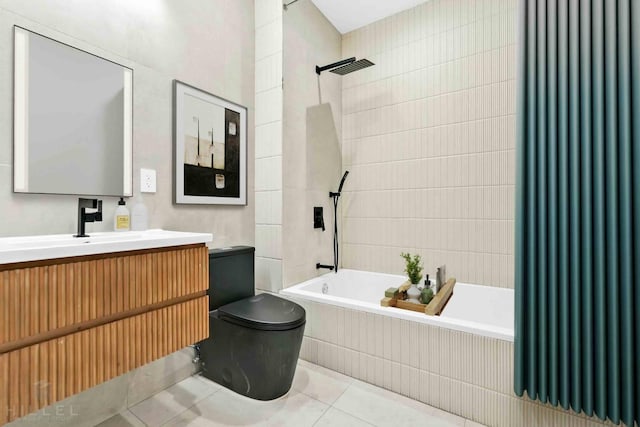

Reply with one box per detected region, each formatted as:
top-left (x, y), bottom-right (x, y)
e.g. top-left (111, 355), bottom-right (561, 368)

top-left (324, 381), bottom-right (378, 427)
top-left (157, 387), bottom-right (223, 427)
top-left (292, 363), bottom-right (361, 426)
top-left (327, 376), bottom-right (461, 427)
top-left (329, 378), bottom-right (353, 407)
top-left (273, 386), bottom-right (329, 427)
top-left (342, 44), bottom-right (518, 93)
top-left (341, 115), bottom-right (517, 141)
top-left (135, 374), bottom-right (221, 427)
top-left (342, 80), bottom-right (517, 117)
top-left (338, 243), bottom-right (514, 258)
top-left (126, 408), bottom-right (148, 427)
top-left (305, 349), bottom-right (604, 426)
top-left (300, 348), bottom-right (516, 405)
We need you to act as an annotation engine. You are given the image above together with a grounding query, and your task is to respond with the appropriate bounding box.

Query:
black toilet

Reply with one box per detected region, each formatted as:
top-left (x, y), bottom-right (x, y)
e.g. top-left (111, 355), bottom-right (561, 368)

top-left (198, 246), bottom-right (306, 401)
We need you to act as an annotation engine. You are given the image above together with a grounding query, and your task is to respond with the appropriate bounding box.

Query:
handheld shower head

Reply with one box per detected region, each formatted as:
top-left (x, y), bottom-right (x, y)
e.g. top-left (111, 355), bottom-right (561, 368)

top-left (329, 171), bottom-right (350, 199)
top-left (329, 170), bottom-right (350, 273)
top-left (338, 171), bottom-right (349, 193)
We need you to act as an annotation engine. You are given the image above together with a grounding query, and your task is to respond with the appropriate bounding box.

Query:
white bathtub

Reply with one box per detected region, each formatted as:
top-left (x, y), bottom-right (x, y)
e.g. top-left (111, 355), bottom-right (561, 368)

top-left (281, 269), bottom-right (514, 341)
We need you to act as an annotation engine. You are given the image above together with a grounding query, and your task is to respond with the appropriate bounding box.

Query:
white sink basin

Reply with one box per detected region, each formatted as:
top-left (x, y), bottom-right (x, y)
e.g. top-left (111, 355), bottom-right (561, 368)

top-left (1, 233), bottom-right (143, 249)
top-left (0, 229), bottom-right (213, 264)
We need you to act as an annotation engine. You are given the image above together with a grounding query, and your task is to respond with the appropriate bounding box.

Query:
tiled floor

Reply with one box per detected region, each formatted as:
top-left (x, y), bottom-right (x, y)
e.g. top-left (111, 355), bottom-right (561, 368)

top-left (99, 360), bottom-right (483, 427)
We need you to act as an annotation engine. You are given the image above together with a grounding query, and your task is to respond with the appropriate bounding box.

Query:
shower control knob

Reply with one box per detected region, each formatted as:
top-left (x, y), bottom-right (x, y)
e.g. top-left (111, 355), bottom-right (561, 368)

top-left (314, 207), bottom-right (325, 231)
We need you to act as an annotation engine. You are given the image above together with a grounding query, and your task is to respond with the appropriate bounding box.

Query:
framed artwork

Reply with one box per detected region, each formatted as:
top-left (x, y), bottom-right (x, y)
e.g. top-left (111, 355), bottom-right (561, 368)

top-left (173, 80), bottom-right (247, 205)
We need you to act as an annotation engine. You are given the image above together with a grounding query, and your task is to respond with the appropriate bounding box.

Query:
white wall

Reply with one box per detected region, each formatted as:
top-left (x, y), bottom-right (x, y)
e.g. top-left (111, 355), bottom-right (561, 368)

top-left (283, 0), bottom-right (342, 287)
top-left (340, 0), bottom-right (517, 288)
top-left (0, 0), bottom-right (255, 248)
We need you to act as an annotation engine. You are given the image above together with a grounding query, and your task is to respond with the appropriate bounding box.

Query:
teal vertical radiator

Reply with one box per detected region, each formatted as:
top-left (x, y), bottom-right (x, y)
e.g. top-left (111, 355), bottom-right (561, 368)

top-left (514, 0), bottom-right (640, 425)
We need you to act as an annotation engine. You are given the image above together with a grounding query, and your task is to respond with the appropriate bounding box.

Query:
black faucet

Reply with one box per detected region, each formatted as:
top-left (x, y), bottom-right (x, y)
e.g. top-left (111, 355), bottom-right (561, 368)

top-left (75, 198), bottom-right (103, 238)
top-left (316, 263), bottom-right (334, 271)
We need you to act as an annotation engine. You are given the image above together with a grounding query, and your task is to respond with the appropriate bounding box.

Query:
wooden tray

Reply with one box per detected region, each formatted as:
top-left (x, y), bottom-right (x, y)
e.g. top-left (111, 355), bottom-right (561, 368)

top-left (381, 278), bottom-right (456, 316)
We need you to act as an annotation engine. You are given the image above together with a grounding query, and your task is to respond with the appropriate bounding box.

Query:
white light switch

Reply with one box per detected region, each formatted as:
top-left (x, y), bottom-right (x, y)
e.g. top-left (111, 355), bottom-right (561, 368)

top-left (140, 168), bottom-right (156, 193)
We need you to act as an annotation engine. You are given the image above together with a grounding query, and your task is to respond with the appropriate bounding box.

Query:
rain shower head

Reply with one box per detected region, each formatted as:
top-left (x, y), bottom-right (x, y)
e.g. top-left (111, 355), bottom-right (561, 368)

top-left (316, 58), bottom-right (374, 76)
top-left (330, 59), bottom-right (375, 75)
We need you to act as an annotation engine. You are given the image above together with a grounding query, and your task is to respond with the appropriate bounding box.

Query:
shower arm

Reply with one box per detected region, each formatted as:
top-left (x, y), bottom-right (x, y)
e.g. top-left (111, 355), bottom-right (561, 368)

top-left (283, 0), bottom-right (300, 10)
top-left (316, 58), bottom-right (356, 75)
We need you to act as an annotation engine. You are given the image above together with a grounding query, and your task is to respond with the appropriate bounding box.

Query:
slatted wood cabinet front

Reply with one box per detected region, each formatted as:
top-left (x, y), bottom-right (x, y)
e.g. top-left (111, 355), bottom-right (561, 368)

top-left (0, 244), bottom-right (209, 425)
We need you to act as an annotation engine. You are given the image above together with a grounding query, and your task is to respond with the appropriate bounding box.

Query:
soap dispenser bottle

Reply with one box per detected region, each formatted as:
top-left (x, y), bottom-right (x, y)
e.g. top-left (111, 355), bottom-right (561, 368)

top-left (114, 197), bottom-right (130, 231)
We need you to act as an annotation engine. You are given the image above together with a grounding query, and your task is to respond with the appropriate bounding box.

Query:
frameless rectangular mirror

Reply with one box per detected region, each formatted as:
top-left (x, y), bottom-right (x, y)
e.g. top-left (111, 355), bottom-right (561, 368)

top-left (13, 26), bottom-right (133, 197)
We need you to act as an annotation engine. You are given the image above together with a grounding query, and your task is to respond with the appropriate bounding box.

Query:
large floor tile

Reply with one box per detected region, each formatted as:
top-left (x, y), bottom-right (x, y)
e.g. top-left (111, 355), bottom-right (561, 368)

top-left (314, 407), bottom-right (373, 427)
top-left (7, 371), bottom-right (131, 427)
top-left (333, 380), bottom-right (465, 427)
top-left (127, 348), bottom-right (197, 407)
top-left (163, 386), bottom-right (328, 427)
top-left (292, 359), bottom-right (353, 404)
top-left (99, 361), bottom-right (478, 427)
top-left (130, 375), bottom-right (220, 426)
top-left (95, 410), bottom-right (146, 427)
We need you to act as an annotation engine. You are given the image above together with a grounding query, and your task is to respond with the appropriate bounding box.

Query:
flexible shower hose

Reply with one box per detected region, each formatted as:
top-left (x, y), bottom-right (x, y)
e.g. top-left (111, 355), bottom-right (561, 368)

top-left (333, 194), bottom-right (339, 272)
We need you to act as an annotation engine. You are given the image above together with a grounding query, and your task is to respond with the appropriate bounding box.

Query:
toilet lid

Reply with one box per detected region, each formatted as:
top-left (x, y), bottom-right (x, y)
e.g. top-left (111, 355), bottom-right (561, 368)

top-left (218, 293), bottom-right (306, 331)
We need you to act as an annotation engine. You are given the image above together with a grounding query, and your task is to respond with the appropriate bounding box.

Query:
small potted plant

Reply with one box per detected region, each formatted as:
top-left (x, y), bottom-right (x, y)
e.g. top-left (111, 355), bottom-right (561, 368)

top-left (400, 252), bottom-right (423, 303)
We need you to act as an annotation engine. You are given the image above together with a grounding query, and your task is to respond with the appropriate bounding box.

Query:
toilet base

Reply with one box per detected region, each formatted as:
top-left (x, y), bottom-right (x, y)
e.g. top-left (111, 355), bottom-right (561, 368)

top-left (199, 309), bottom-right (305, 401)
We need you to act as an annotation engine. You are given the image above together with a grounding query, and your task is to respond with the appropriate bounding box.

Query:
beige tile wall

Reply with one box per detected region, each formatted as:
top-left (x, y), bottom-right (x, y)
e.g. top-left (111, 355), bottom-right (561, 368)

top-left (255, 0), bottom-right (284, 292)
top-left (294, 298), bottom-right (608, 427)
top-left (340, 0), bottom-right (517, 288)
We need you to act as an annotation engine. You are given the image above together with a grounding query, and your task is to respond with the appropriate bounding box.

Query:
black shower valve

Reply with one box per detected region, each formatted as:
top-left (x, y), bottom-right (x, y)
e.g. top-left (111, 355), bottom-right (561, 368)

top-left (314, 206), bottom-right (325, 231)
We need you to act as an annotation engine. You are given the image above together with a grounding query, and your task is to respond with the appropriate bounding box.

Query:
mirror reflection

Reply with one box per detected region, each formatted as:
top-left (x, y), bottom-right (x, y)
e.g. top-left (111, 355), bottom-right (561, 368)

top-left (13, 26), bottom-right (132, 196)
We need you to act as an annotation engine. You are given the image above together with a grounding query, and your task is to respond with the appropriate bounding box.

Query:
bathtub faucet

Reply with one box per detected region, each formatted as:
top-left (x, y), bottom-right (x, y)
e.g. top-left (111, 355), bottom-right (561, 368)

top-left (316, 263), bottom-right (334, 271)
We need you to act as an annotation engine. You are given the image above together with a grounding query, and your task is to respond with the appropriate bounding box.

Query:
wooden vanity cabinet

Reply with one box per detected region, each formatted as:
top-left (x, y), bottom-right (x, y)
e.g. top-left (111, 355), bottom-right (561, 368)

top-left (0, 244), bottom-right (209, 425)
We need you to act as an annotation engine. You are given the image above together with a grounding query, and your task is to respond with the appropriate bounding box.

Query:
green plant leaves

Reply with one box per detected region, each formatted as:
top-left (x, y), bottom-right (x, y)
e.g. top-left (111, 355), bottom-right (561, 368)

top-left (400, 252), bottom-right (423, 285)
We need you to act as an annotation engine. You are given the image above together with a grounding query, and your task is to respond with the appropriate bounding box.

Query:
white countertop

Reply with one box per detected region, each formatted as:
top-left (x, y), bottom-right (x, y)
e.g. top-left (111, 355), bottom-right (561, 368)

top-left (0, 229), bottom-right (213, 265)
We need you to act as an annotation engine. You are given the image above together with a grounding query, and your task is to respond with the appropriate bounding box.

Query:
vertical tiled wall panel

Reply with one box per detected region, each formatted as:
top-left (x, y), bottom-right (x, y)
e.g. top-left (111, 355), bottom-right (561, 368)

top-left (255, 0), bottom-right (283, 292)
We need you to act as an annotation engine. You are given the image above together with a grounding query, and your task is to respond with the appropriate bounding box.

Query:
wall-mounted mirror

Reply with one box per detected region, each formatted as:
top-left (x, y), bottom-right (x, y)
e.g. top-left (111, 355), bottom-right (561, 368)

top-left (13, 26), bottom-right (133, 197)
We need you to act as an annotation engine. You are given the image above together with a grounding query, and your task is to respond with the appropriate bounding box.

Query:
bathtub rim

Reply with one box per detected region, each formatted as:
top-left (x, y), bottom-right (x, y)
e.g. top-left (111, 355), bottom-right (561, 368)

top-left (280, 271), bottom-right (514, 342)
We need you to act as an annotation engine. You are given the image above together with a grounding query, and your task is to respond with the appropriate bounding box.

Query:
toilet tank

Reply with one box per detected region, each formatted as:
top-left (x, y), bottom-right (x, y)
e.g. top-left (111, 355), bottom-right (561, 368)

top-left (208, 246), bottom-right (255, 310)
